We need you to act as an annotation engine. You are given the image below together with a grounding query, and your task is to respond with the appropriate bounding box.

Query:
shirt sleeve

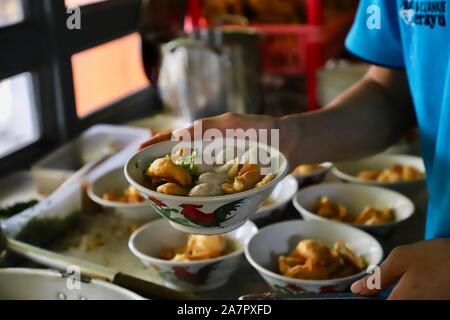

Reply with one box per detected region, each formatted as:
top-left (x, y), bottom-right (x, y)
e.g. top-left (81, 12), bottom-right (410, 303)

top-left (345, 0), bottom-right (405, 68)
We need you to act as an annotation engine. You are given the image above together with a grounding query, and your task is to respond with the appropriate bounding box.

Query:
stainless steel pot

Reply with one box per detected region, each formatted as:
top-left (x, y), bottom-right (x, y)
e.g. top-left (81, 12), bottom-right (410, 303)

top-left (158, 15), bottom-right (262, 122)
top-left (193, 15), bottom-right (262, 116)
top-left (0, 268), bottom-right (144, 300)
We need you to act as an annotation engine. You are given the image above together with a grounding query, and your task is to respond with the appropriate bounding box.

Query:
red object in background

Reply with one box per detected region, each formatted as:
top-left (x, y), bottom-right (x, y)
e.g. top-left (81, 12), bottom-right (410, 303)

top-left (253, 23), bottom-right (323, 111)
top-left (186, 0), bottom-right (208, 32)
top-left (306, 0), bottom-right (323, 110)
top-left (307, 0), bottom-right (323, 25)
top-left (186, 0), bottom-right (325, 111)
top-left (187, 0), bottom-right (202, 30)
top-left (254, 25), bottom-right (322, 76)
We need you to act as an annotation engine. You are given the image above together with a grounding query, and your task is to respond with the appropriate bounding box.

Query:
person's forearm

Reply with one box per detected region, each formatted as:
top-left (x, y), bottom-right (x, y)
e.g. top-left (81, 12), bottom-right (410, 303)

top-left (278, 67), bottom-right (416, 165)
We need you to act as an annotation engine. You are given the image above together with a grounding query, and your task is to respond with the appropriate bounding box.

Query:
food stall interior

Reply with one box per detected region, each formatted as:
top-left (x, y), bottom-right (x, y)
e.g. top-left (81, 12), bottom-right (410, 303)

top-left (0, 0), bottom-right (426, 300)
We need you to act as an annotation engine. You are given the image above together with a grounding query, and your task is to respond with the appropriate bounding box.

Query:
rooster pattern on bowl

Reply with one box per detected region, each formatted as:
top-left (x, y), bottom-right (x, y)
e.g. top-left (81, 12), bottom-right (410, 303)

top-left (147, 258), bottom-right (239, 290)
top-left (148, 262), bottom-right (221, 286)
top-left (147, 196), bottom-right (246, 228)
top-left (263, 276), bottom-right (349, 295)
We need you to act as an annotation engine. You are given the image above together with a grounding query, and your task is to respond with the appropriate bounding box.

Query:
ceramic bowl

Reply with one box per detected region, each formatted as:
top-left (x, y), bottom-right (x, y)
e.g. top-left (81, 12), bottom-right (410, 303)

top-left (332, 154), bottom-right (426, 197)
top-left (245, 220), bottom-right (383, 295)
top-left (293, 183), bottom-right (415, 235)
top-left (251, 175), bottom-right (298, 221)
top-left (87, 167), bottom-right (159, 221)
top-left (125, 138), bottom-right (288, 234)
top-left (291, 162), bottom-right (333, 189)
top-left (0, 268), bottom-right (144, 300)
top-left (129, 219), bottom-right (258, 291)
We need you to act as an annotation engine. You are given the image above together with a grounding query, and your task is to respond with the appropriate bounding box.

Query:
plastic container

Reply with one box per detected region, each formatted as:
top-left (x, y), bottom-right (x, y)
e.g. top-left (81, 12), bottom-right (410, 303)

top-left (31, 124), bottom-right (151, 195)
top-left (0, 268), bottom-right (143, 300)
top-left (0, 171), bottom-right (42, 209)
top-left (253, 24), bottom-right (322, 76)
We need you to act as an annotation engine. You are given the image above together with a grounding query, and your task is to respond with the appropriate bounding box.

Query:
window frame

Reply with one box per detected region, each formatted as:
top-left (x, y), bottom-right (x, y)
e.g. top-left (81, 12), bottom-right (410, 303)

top-left (0, 0), bottom-right (160, 175)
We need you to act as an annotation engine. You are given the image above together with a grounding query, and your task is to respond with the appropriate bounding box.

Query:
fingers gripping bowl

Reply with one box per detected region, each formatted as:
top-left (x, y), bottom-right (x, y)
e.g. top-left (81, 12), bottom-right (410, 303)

top-left (125, 139), bottom-right (288, 234)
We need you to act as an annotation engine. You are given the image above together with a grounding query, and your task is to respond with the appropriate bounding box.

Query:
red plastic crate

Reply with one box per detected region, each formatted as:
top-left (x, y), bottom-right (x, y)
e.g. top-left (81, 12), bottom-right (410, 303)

top-left (252, 24), bottom-right (323, 76)
top-left (186, 0), bottom-right (325, 110)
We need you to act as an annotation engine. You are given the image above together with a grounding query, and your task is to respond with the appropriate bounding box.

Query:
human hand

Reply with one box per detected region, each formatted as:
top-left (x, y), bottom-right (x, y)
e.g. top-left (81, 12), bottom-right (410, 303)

top-left (139, 112), bottom-right (279, 149)
top-left (351, 238), bottom-right (450, 300)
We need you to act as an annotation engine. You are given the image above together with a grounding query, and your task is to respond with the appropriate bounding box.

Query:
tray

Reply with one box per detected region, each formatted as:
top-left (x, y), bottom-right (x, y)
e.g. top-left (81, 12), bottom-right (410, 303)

top-left (0, 171), bottom-right (43, 208)
top-left (49, 211), bottom-right (272, 299)
top-left (31, 124), bottom-right (151, 195)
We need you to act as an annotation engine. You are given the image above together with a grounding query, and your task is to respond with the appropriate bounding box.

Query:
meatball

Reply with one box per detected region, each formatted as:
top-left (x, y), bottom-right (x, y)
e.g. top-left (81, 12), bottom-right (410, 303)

top-left (189, 183), bottom-right (223, 197)
top-left (198, 172), bottom-right (228, 186)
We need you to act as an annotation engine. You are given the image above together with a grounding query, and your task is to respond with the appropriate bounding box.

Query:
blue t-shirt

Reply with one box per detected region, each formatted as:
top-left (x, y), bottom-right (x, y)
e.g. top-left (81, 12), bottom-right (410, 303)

top-left (345, 0), bottom-right (450, 239)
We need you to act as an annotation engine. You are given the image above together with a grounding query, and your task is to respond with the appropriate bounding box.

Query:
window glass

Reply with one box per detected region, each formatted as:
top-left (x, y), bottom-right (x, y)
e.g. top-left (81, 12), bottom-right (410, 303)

top-left (0, 73), bottom-right (40, 157)
top-left (72, 33), bottom-right (149, 117)
top-left (65, 0), bottom-right (107, 7)
top-left (0, 0), bottom-right (24, 28)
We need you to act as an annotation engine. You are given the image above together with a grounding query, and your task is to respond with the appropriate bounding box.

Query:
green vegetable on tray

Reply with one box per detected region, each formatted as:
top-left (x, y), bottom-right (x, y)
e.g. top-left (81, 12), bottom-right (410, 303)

top-left (0, 200), bottom-right (39, 220)
top-left (14, 211), bottom-right (82, 246)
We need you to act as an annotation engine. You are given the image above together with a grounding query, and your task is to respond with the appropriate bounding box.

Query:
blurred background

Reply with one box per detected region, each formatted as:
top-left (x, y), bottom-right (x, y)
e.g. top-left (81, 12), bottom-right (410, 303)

top-left (0, 0), bottom-right (369, 175)
top-left (0, 2), bottom-right (426, 299)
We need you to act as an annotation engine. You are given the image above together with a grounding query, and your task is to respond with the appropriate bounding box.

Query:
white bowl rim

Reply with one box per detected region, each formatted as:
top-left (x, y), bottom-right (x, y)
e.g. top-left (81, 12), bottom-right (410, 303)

top-left (0, 268), bottom-right (145, 300)
top-left (292, 183), bottom-right (415, 228)
top-left (129, 219), bottom-right (258, 267)
top-left (244, 220), bottom-right (383, 286)
top-left (332, 154), bottom-right (426, 186)
top-left (124, 139), bottom-right (289, 202)
top-left (87, 167), bottom-right (148, 209)
top-left (291, 162), bottom-right (333, 179)
top-left (256, 175), bottom-right (298, 213)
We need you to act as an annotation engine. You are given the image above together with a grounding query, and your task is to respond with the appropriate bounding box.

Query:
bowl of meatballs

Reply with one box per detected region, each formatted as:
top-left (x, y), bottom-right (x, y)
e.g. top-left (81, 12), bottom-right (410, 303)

top-left (124, 138), bottom-right (288, 235)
